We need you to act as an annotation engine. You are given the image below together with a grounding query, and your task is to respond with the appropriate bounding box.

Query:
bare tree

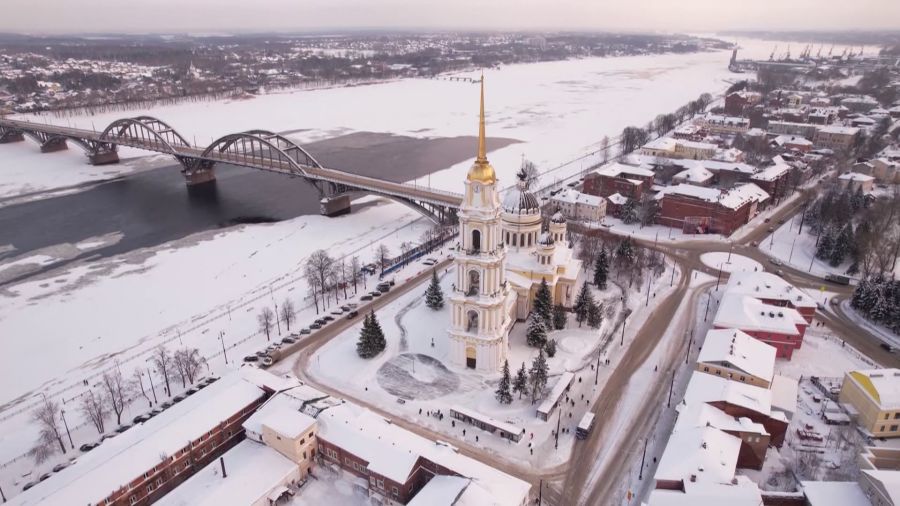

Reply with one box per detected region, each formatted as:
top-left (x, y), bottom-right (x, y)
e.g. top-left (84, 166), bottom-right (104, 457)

top-left (258, 306), bottom-right (275, 340)
top-left (30, 397), bottom-right (67, 463)
top-left (132, 367), bottom-right (151, 407)
top-left (101, 369), bottom-right (130, 426)
top-left (307, 278), bottom-right (321, 314)
top-left (350, 256), bottom-right (361, 294)
top-left (174, 348), bottom-right (207, 386)
top-left (577, 233), bottom-right (604, 266)
top-left (338, 259), bottom-right (349, 300)
top-left (600, 136), bottom-right (610, 164)
top-left (306, 250), bottom-right (335, 308)
top-left (280, 298), bottom-right (296, 331)
top-left (152, 345), bottom-right (174, 397)
top-left (79, 390), bottom-right (107, 434)
top-left (375, 244), bottom-right (391, 275)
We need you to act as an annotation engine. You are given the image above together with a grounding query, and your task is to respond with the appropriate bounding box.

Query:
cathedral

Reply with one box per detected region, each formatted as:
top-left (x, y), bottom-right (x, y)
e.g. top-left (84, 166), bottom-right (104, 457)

top-left (447, 80), bottom-right (581, 373)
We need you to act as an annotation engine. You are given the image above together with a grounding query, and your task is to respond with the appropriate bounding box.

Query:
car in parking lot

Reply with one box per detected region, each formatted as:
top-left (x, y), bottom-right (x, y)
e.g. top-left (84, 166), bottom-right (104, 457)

top-left (309, 322), bottom-right (322, 330)
top-left (255, 350), bottom-right (268, 358)
top-left (161, 401), bottom-right (173, 408)
top-left (422, 258), bottom-right (437, 266)
top-left (39, 473), bottom-right (51, 482)
top-left (52, 462), bottom-right (70, 472)
top-left (282, 336), bottom-right (296, 344)
top-left (101, 433), bottom-right (117, 442)
top-left (261, 356), bottom-right (274, 367)
top-left (173, 394), bottom-right (186, 403)
top-left (769, 259), bottom-right (782, 266)
top-left (370, 291), bottom-right (382, 297)
top-left (133, 414), bottom-right (150, 424)
top-left (22, 481), bottom-right (37, 491)
top-left (360, 294), bottom-right (373, 301)
top-left (186, 387), bottom-right (198, 395)
top-left (80, 442), bottom-right (98, 452)
top-left (347, 310), bottom-right (359, 319)
top-left (116, 424), bottom-right (132, 433)
top-left (322, 315), bottom-right (335, 322)
top-left (881, 343), bottom-right (895, 353)
top-left (299, 328), bottom-right (311, 335)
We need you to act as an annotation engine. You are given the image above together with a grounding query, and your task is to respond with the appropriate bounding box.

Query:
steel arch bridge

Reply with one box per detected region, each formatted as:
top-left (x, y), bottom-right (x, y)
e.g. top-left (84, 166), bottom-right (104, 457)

top-left (0, 116), bottom-right (462, 223)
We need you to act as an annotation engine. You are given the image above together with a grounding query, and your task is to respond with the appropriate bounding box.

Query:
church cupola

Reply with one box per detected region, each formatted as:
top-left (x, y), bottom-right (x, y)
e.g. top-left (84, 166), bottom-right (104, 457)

top-left (549, 211), bottom-right (567, 244)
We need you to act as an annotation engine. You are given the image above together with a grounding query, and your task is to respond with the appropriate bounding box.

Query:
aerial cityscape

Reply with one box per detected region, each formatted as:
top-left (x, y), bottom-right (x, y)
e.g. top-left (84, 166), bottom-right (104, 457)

top-left (1, 1), bottom-right (900, 505)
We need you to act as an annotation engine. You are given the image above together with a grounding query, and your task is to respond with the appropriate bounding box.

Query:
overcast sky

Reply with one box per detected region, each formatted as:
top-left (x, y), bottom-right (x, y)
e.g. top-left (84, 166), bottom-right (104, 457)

top-left (2, 0), bottom-right (899, 34)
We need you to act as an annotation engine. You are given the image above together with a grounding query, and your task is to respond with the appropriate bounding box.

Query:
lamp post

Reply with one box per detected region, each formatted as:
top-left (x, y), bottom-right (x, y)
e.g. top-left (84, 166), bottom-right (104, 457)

top-left (146, 367), bottom-right (158, 405)
top-left (638, 438), bottom-right (649, 480)
top-left (274, 302), bottom-right (281, 335)
top-left (219, 331), bottom-right (228, 365)
top-left (60, 409), bottom-right (74, 450)
top-left (727, 241), bottom-right (734, 263)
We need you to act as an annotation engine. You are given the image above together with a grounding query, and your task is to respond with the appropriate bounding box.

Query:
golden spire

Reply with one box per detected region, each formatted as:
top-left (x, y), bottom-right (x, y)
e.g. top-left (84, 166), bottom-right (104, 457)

top-left (467, 73), bottom-right (496, 184)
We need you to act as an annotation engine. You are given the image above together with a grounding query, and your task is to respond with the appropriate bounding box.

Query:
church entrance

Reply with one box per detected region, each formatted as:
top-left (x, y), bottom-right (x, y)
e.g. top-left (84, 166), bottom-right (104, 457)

top-left (465, 346), bottom-right (476, 369)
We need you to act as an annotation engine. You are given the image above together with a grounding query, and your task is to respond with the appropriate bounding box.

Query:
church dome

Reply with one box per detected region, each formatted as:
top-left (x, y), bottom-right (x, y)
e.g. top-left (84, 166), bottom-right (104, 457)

top-left (502, 167), bottom-right (540, 214)
top-left (551, 211), bottom-right (566, 224)
top-left (537, 232), bottom-right (554, 246)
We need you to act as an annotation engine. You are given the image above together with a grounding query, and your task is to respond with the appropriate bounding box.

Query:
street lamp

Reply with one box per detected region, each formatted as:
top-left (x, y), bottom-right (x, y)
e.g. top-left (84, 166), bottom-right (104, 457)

top-left (145, 366), bottom-right (158, 404)
top-left (60, 409), bottom-right (74, 450)
top-left (219, 331), bottom-right (229, 365)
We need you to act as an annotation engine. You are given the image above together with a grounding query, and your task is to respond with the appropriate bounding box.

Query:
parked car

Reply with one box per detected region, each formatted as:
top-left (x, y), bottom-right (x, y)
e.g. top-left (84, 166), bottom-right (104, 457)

top-left (39, 473), bottom-right (51, 481)
top-left (80, 442), bottom-right (98, 452)
top-left (825, 274), bottom-right (851, 285)
top-left (360, 294), bottom-right (373, 301)
top-left (371, 290), bottom-right (382, 297)
top-left (101, 433), bottom-right (117, 442)
top-left (149, 408), bottom-right (162, 416)
top-left (161, 401), bottom-right (173, 409)
top-left (422, 259), bottom-right (436, 266)
top-left (768, 227), bottom-right (775, 233)
top-left (133, 414), bottom-right (150, 424)
top-left (340, 305), bottom-right (351, 312)
top-left (881, 343), bottom-right (894, 353)
top-left (255, 350), bottom-right (268, 357)
top-left (261, 356), bottom-right (274, 367)
top-left (52, 462), bottom-right (69, 473)
top-left (186, 387), bottom-right (198, 395)
top-left (347, 310), bottom-right (359, 319)
top-left (322, 315), bottom-right (335, 322)
top-left (330, 308), bottom-right (344, 315)
top-left (309, 322), bottom-right (322, 330)
top-left (116, 424), bottom-right (132, 433)
top-left (281, 337), bottom-right (296, 344)
top-left (764, 217), bottom-right (771, 223)
top-left (299, 328), bottom-right (311, 335)
top-left (769, 259), bottom-right (782, 266)
top-left (22, 481), bottom-right (37, 491)
top-left (173, 394), bottom-right (185, 403)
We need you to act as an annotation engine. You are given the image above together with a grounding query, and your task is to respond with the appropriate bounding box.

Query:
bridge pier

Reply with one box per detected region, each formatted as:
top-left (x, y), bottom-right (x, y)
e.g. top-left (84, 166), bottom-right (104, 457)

top-left (320, 195), bottom-right (351, 217)
top-left (0, 130), bottom-right (24, 143)
top-left (184, 168), bottom-right (216, 186)
top-left (88, 150), bottom-right (120, 165)
top-left (40, 137), bottom-right (68, 153)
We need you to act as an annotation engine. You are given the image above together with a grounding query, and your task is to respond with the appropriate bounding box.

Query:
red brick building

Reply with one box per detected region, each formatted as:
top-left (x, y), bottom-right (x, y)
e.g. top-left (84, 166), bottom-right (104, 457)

top-left (713, 294), bottom-right (810, 359)
top-left (724, 91), bottom-right (761, 117)
top-left (654, 183), bottom-right (769, 236)
top-left (583, 163), bottom-right (654, 199)
top-left (725, 271), bottom-right (817, 324)
top-left (750, 162), bottom-right (792, 200)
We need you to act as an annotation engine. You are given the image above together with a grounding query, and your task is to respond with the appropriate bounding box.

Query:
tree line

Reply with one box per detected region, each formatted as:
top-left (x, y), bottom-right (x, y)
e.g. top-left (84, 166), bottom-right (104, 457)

top-left (618, 92), bottom-right (713, 154)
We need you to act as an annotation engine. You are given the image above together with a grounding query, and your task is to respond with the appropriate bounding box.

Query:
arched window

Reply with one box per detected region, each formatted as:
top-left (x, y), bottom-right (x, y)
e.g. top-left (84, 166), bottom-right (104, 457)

top-left (472, 229), bottom-right (481, 252)
top-left (527, 234), bottom-right (532, 246)
top-left (512, 234), bottom-right (517, 247)
top-left (466, 310), bottom-right (479, 332)
top-left (467, 270), bottom-right (480, 296)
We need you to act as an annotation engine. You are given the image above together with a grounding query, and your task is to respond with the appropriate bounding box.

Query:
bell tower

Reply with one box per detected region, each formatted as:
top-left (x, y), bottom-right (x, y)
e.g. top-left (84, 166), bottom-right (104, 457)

top-left (448, 78), bottom-right (512, 373)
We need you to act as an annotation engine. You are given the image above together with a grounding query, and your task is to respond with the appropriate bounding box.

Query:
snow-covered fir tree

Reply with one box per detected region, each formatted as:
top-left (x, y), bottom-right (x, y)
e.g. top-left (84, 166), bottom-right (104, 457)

top-left (573, 282), bottom-right (594, 327)
top-left (545, 338), bottom-right (558, 358)
top-left (533, 278), bottom-right (553, 329)
top-left (513, 362), bottom-right (529, 399)
top-left (593, 249), bottom-right (609, 289)
top-left (495, 360), bottom-right (513, 404)
top-left (357, 310), bottom-right (386, 358)
top-left (587, 299), bottom-right (603, 329)
top-left (526, 313), bottom-right (548, 348)
top-left (424, 269), bottom-right (444, 309)
top-left (552, 305), bottom-right (567, 330)
top-left (529, 349), bottom-right (549, 404)
top-left (369, 310), bottom-right (386, 353)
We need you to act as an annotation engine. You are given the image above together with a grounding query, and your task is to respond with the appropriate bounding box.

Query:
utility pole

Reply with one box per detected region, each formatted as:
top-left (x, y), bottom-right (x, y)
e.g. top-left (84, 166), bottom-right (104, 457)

top-left (219, 331), bottom-right (228, 365)
top-left (727, 241), bottom-right (734, 263)
top-left (715, 265), bottom-right (723, 291)
top-left (670, 261), bottom-right (676, 286)
top-left (555, 410), bottom-right (561, 449)
top-left (595, 348), bottom-right (601, 385)
top-left (704, 292), bottom-right (712, 322)
top-left (621, 313), bottom-right (628, 346)
top-left (685, 329), bottom-right (693, 364)
top-left (667, 371), bottom-right (675, 408)
top-left (60, 409), bottom-right (74, 450)
top-left (645, 274), bottom-right (652, 307)
top-left (147, 369), bottom-right (158, 404)
top-left (274, 302), bottom-right (281, 335)
top-left (639, 438), bottom-right (649, 480)
top-left (1, 483), bottom-right (6, 503)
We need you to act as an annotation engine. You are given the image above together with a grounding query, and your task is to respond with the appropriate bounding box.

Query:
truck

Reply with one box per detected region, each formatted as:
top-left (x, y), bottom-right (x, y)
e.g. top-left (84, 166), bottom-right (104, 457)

top-left (824, 274), bottom-right (851, 285)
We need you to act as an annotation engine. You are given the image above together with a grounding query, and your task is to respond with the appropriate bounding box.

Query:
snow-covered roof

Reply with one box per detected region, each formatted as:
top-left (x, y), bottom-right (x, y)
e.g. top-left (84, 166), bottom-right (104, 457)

top-left (691, 159), bottom-right (757, 175)
top-left (838, 171), bottom-right (875, 182)
top-left (654, 183), bottom-right (722, 203)
top-left (408, 475), bottom-right (469, 506)
top-left (847, 369), bottom-right (900, 410)
top-left (537, 372), bottom-right (575, 416)
top-left (697, 328), bottom-right (776, 383)
top-left (750, 163), bottom-right (791, 182)
top-left (550, 189), bottom-right (604, 207)
top-left (647, 476), bottom-right (763, 506)
top-left (156, 440), bottom-right (297, 506)
top-left (704, 114), bottom-right (749, 126)
top-left (681, 371), bottom-right (778, 419)
top-left (502, 186), bottom-right (540, 214)
top-left (674, 402), bottom-right (768, 437)
top-left (862, 469), bottom-right (900, 504)
top-left (260, 406), bottom-right (316, 439)
top-left (771, 375), bottom-right (799, 419)
top-left (713, 294), bottom-right (805, 336)
top-left (801, 481), bottom-right (871, 506)
top-left (594, 162), bottom-right (655, 179)
top-left (608, 193), bottom-right (629, 205)
top-left (315, 403), bottom-right (530, 504)
top-left (13, 369), bottom-right (268, 506)
top-left (654, 426), bottom-right (741, 485)
top-left (673, 162), bottom-right (714, 184)
top-left (819, 125), bottom-right (860, 136)
top-left (719, 183), bottom-right (769, 209)
top-left (725, 271), bottom-right (817, 310)
top-left (643, 137), bottom-right (677, 152)
top-left (772, 134), bottom-right (813, 147)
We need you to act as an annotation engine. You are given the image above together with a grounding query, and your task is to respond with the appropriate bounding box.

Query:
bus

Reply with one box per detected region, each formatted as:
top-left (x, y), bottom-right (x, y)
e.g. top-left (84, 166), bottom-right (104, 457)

top-left (576, 412), bottom-right (595, 440)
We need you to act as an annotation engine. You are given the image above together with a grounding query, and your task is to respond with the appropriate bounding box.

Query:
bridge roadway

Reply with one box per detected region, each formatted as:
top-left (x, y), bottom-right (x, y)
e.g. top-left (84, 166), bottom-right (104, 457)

top-left (0, 117), bottom-right (464, 219)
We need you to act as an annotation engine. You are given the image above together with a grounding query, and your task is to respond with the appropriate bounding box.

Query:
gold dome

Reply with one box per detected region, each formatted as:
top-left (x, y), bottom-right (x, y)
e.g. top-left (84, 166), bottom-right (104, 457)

top-left (467, 76), bottom-right (496, 184)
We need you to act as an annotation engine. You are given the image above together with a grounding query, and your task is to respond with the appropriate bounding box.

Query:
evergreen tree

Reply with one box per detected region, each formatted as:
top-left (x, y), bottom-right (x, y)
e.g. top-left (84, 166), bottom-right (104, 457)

top-left (815, 226), bottom-right (835, 261)
top-left (850, 185), bottom-right (866, 212)
top-left (424, 269), bottom-right (444, 309)
top-left (528, 350), bottom-right (549, 404)
top-left (544, 339), bottom-right (558, 358)
top-left (495, 360), bottom-right (513, 404)
top-left (368, 310), bottom-right (386, 354)
top-left (533, 279), bottom-right (553, 329)
top-left (513, 362), bottom-right (529, 399)
top-left (356, 313), bottom-right (376, 358)
top-left (829, 224), bottom-right (854, 267)
top-left (593, 249), bottom-right (609, 289)
top-left (587, 300), bottom-right (604, 329)
top-left (552, 305), bottom-right (567, 330)
top-left (573, 282), bottom-right (594, 327)
top-left (620, 198), bottom-right (639, 224)
top-left (526, 313), bottom-right (548, 348)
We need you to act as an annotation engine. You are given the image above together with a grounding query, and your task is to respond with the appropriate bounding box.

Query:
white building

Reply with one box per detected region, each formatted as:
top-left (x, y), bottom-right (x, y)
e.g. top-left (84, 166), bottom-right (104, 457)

top-left (448, 81), bottom-right (517, 373)
top-left (549, 188), bottom-right (607, 222)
